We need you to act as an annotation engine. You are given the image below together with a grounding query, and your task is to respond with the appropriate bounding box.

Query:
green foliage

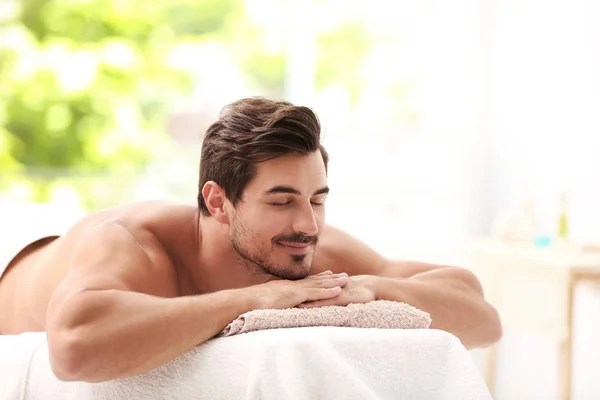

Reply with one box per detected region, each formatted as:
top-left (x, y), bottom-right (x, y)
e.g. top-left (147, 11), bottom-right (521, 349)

top-left (0, 0), bottom-right (377, 209)
top-left (0, 0), bottom-right (241, 207)
top-left (231, 22), bottom-right (287, 98)
top-left (316, 21), bottom-right (372, 105)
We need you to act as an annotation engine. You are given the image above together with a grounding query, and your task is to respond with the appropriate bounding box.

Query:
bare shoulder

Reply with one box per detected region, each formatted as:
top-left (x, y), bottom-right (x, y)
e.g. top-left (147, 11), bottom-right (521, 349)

top-left (312, 225), bottom-right (450, 278)
top-left (312, 225), bottom-right (387, 276)
top-left (81, 222), bottom-right (175, 293)
top-left (52, 201), bottom-right (183, 297)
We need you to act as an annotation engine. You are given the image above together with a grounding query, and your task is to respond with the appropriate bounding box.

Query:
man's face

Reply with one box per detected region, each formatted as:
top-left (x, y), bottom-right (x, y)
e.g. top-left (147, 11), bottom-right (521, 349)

top-left (228, 151), bottom-right (328, 280)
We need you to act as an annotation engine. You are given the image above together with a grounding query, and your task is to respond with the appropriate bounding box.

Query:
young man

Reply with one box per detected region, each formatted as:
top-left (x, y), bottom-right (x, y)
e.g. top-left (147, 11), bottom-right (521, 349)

top-left (0, 97), bottom-right (502, 383)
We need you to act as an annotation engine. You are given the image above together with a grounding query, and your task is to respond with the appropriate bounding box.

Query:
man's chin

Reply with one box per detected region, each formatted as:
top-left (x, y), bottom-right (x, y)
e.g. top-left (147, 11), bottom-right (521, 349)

top-left (267, 264), bottom-right (311, 280)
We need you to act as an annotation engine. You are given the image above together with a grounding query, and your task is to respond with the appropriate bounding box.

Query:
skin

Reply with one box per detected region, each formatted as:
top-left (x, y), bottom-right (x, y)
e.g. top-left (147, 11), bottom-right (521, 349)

top-left (0, 151), bottom-right (502, 383)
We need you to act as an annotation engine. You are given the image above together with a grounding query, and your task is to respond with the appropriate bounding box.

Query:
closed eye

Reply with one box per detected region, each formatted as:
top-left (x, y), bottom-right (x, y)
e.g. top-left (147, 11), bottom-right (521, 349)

top-left (271, 201), bottom-right (324, 207)
top-left (271, 201), bottom-right (292, 207)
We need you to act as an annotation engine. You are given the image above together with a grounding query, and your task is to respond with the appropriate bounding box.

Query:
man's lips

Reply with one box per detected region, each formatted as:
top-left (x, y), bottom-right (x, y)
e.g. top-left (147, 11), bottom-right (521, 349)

top-left (276, 241), bottom-right (314, 255)
top-left (278, 241), bottom-right (312, 248)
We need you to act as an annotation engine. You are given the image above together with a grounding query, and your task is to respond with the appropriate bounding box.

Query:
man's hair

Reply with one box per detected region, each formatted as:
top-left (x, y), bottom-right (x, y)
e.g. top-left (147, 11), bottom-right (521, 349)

top-left (197, 97), bottom-right (329, 216)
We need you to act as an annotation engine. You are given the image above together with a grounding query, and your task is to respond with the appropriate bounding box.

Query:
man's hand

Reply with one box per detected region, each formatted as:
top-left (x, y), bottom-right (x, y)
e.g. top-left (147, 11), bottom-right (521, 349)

top-left (245, 271), bottom-right (350, 310)
top-left (297, 274), bottom-right (377, 309)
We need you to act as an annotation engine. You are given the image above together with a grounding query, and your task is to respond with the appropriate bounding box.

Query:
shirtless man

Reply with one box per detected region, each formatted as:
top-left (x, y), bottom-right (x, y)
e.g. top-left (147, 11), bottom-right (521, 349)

top-left (0, 97), bottom-right (502, 383)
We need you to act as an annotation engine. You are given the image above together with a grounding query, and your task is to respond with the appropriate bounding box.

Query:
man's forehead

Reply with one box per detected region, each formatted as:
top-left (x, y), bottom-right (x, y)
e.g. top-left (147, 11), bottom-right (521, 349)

top-left (250, 152), bottom-right (327, 194)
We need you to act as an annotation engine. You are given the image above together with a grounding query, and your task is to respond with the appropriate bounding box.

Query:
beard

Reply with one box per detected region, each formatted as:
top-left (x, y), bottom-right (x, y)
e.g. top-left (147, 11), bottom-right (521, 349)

top-left (230, 216), bottom-right (317, 280)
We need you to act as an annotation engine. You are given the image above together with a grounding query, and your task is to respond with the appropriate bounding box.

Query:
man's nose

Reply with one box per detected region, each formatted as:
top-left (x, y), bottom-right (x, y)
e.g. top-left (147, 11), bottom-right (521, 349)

top-left (292, 204), bottom-right (319, 237)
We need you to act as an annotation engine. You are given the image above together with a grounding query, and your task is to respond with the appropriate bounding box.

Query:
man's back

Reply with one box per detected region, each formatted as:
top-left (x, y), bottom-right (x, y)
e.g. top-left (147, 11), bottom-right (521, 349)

top-left (0, 201), bottom-right (200, 334)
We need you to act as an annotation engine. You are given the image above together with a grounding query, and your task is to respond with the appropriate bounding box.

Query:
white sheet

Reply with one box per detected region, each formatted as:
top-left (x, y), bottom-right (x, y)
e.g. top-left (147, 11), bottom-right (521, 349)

top-left (0, 327), bottom-right (492, 400)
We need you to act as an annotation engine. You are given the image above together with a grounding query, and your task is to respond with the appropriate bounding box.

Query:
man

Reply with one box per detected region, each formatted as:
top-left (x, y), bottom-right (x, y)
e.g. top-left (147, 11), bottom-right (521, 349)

top-left (0, 97), bottom-right (502, 383)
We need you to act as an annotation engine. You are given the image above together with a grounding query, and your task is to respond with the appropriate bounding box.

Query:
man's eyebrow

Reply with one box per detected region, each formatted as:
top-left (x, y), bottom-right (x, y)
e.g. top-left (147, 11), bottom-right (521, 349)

top-left (264, 186), bottom-right (301, 196)
top-left (313, 186), bottom-right (330, 196)
top-left (263, 186), bottom-right (330, 196)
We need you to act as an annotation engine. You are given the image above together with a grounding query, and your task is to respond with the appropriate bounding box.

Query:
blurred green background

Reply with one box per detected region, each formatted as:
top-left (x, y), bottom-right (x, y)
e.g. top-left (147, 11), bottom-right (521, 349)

top-left (0, 0), bottom-right (418, 211)
top-left (5, 3), bottom-right (600, 397)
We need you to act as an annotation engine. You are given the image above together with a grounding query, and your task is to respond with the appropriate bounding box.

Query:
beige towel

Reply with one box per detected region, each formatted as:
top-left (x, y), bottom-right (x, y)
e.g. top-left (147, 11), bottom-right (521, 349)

top-left (219, 300), bottom-right (431, 337)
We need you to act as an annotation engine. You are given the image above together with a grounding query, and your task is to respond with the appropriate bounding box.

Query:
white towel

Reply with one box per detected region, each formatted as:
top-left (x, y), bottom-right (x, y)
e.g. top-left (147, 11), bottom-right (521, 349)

top-left (0, 328), bottom-right (492, 400)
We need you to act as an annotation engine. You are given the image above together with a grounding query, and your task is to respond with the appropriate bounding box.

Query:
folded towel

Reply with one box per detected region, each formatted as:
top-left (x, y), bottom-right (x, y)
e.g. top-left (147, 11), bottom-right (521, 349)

top-left (220, 300), bottom-right (431, 337)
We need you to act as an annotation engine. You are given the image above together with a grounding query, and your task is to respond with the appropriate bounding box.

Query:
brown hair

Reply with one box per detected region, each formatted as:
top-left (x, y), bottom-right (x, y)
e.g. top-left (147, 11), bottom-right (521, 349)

top-left (198, 97), bottom-right (329, 216)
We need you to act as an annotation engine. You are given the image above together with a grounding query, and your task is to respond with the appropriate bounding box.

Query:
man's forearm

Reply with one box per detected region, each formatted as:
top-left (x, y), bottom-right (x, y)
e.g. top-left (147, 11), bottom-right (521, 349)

top-left (47, 288), bottom-right (257, 383)
top-left (369, 268), bottom-right (502, 349)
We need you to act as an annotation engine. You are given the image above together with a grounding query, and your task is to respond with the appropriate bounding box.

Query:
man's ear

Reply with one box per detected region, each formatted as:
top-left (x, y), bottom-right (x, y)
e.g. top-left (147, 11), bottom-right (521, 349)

top-left (202, 181), bottom-right (229, 224)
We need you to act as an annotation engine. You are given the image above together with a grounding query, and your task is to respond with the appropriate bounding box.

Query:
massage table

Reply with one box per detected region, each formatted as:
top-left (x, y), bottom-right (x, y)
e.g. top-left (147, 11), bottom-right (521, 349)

top-left (0, 327), bottom-right (492, 400)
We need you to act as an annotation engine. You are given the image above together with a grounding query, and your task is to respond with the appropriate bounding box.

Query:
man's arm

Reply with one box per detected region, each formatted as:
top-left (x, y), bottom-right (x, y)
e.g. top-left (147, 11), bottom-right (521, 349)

top-left (46, 222), bottom-right (253, 383)
top-left (311, 226), bottom-right (502, 349)
top-left (47, 222), bottom-right (348, 383)
top-left (371, 263), bottom-right (502, 349)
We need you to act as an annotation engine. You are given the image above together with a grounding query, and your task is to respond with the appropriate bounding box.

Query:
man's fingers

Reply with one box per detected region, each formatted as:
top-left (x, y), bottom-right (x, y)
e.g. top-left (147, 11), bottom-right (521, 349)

top-left (297, 302), bottom-right (320, 309)
top-left (305, 275), bottom-right (348, 288)
top-left (298, 298), bottom-right (338, 309)
top-left (308, 272), bottom-right (345, 280)
top-left (309, 271), bottom-right (347, 280)
top-left (304, 286), bottom-right (342, 302)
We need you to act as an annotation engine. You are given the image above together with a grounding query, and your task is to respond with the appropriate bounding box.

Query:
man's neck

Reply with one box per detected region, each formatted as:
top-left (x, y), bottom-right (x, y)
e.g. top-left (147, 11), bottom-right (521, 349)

top-left (193, 216), bottom-right (273, 293)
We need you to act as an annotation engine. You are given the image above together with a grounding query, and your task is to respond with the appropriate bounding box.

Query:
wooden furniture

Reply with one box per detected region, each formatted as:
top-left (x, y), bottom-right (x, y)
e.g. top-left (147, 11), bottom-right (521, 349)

top-left (464, 239), bottom-right (600, 400)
